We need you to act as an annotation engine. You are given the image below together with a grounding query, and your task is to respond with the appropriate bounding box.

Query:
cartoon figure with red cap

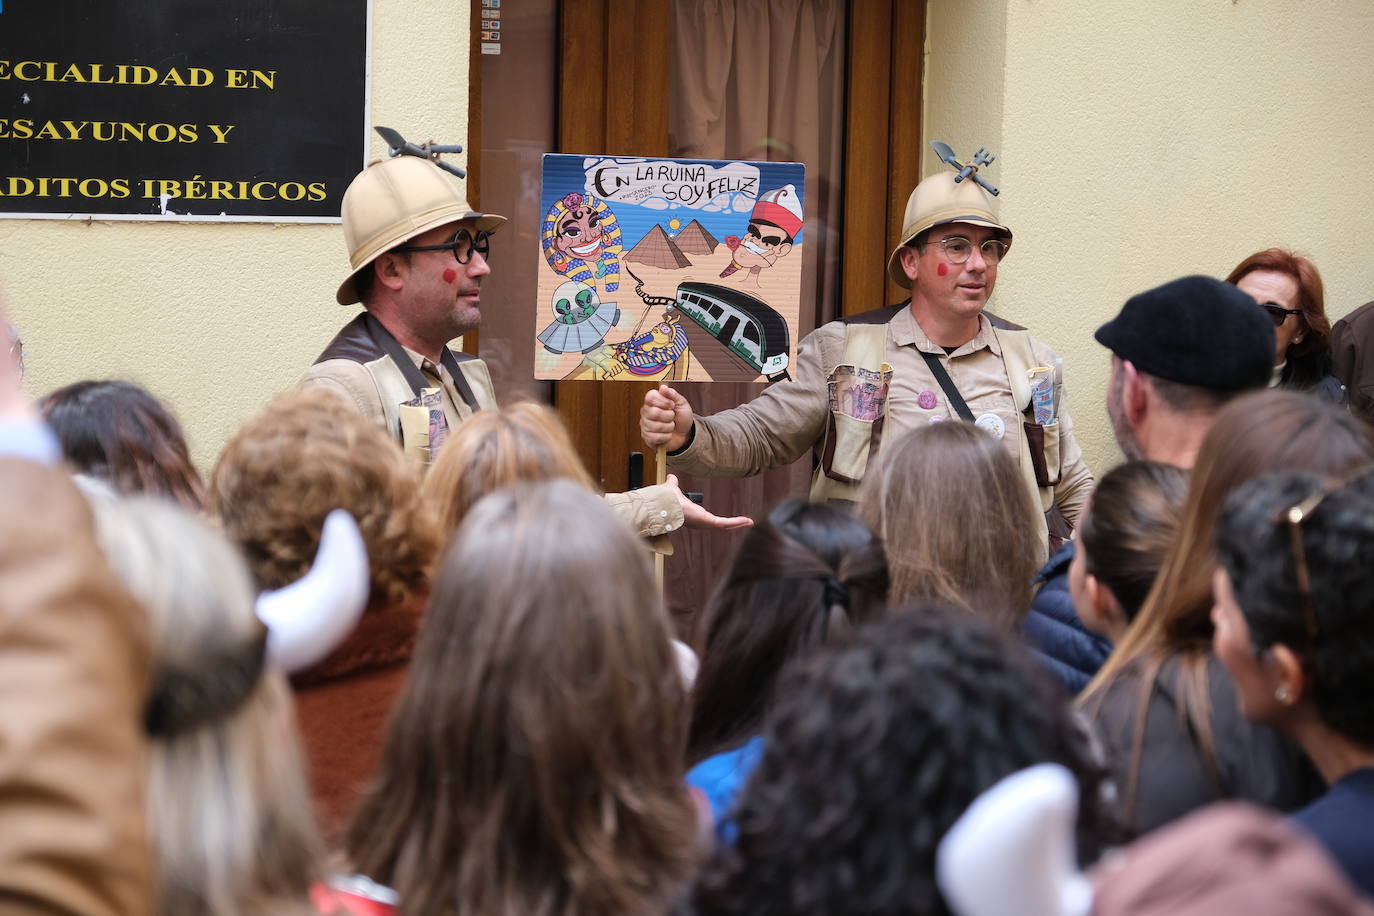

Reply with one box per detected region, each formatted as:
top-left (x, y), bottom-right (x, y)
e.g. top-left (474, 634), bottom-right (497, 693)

top-left (720, 183), bottom-right (803, 287)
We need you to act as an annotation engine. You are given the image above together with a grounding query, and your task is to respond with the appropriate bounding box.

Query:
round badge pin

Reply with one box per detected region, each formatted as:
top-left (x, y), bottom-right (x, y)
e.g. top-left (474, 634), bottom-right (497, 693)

top-left (974, 413), bottom-right (1006, 439)
top-left (917, 389), bottom-right (938, 410)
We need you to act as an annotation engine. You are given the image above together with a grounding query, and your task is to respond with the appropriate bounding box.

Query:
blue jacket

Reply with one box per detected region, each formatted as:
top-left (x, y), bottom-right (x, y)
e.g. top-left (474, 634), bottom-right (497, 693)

top-left (1022, 542), bottom-right (1112, 694)
top-left (687, 736), bottom-right (765, 843)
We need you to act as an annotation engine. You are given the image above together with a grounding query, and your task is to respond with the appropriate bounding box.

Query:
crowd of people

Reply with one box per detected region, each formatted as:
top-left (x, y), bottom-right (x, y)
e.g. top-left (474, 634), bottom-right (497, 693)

top-left (3, 145), bottom-right (1374, 916)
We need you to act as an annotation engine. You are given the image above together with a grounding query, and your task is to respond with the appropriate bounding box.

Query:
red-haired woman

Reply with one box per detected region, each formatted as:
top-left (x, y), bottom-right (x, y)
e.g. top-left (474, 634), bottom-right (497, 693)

top-left (1226, 248), bottom-right (1344, 400)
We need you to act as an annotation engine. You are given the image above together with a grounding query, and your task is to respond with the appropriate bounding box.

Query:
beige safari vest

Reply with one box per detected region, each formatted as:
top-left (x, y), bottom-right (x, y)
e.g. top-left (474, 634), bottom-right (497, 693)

top-left (810, 319), bottom-right (1062, 532)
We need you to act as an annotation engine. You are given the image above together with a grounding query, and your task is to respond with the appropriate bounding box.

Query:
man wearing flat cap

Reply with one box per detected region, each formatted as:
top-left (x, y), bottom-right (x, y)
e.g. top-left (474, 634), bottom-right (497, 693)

top-left (1095, 275), bottom-right (1275, 467)
top-left (641, 151), bottom-right (1092, 555)
top-left (1025, 274), bottom-right (1274, 693)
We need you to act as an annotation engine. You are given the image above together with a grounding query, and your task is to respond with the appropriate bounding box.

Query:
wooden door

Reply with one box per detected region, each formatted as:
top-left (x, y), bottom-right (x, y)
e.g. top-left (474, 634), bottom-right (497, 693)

top-left (548, 0), bottom-right (924, 624)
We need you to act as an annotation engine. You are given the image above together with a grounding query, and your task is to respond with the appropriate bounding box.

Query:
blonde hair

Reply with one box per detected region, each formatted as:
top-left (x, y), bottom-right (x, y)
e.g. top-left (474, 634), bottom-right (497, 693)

top-left (94, 497), bottom-right (322, 916)
top-left (347, 481), bottom-right (697, 916)
top-left (858, 421), bottom-right (1042, 630)
top-left (210, 389), bottom-right (437, 606)
top-left (423, 400), bottom-right (597, 538)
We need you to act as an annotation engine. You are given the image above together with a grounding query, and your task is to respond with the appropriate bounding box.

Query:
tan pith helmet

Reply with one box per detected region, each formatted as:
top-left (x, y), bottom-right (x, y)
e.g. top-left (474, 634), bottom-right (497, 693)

top-left (335, 155), bottom-right (507, 305)
top-left (885, 170), bottom-right (1012, 289)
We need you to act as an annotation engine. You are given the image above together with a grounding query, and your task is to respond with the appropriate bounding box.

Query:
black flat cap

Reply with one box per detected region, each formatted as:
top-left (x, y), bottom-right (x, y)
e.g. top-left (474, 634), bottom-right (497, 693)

top-left (1095, 275), bottom-right (1275, 390)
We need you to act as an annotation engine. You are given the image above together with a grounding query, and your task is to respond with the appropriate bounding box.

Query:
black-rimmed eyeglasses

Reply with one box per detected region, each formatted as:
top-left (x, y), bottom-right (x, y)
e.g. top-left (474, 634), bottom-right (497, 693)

top-left (395, 228), bottom-right (491, 264)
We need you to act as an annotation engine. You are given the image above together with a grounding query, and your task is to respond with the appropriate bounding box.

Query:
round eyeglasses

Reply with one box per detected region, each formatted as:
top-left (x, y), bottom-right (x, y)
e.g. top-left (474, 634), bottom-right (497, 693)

top-left (1260, 303), bottom-right (1302, 327)
top-left (919, 236), bottom-right (1008, 265)
top-left (395, 228), bottom-right (491, 264)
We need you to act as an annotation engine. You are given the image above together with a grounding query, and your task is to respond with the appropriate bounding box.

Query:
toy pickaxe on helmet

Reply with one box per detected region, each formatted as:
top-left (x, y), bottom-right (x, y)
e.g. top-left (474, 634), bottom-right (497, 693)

top-left (930, 140), bottom-right (1000, 197)
top-left (374, 125), bottom-right (467, 179)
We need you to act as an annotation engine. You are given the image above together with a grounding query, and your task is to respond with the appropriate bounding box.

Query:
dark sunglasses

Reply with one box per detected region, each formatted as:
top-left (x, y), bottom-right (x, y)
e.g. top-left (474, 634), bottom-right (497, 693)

top-left (1261, 303), bottom-right (1302, 327)
top-left (395, 228), bottom-right (491, 264)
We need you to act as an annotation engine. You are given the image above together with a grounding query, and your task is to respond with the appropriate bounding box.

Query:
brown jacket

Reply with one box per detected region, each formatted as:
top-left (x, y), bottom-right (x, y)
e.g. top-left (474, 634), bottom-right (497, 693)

top-left (0, 458), bottom-right (152, 915)
top-left (290, 589), bottom-right (425, 843)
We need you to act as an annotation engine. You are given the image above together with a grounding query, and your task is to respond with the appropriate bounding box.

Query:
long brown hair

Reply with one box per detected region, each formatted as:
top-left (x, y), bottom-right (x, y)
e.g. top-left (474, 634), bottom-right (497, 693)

top-left (345, 481), bottom-right (697, 916)
top-left (1226, 248), bottom-right (1332, 388)
top-left (858, 421), bottom-right (1042, 630)
top-left (422, 400), bottom-right (597, 539)
top-left (1080, 390), bottom-right (1374, 809)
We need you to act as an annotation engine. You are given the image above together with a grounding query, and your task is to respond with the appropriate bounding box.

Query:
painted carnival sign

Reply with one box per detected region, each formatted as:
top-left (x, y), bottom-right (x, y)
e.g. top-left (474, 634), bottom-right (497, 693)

top-left (534, 154), bottom-right (805, 383)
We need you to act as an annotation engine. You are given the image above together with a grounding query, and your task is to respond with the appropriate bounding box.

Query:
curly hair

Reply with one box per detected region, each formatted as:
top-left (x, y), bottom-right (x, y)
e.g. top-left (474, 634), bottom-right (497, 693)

top-left (689, 609), bottom-right (1118, 916)
top-left (40, 379), bottom-right (205, 511)
top-left (687, 499), bottom-right (888, 765)
top-left (1215, 469), bottom-right (1374, 749)
top-left (209, 389), bottom-right (437, 605)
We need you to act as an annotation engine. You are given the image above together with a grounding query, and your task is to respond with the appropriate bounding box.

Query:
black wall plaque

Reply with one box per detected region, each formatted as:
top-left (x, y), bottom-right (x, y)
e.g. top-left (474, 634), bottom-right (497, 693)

top-left (0, 0), bottom-right (368, 221)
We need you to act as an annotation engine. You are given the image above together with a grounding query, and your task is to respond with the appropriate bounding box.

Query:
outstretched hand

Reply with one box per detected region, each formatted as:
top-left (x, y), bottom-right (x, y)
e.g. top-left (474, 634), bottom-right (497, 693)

top-left (666, 474), bottom-right (753, 531)
top-left (641, 384), bottom-right (694, 452)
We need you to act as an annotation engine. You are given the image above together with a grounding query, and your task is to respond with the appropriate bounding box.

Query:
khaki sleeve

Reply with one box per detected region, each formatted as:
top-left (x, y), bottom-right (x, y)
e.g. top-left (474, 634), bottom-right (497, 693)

top-left (298, 359), bottom-right (387, 430)
top-left (603, 483), bottom-right (684, 554)
top-left (669, 325), bottom-right (835, 478)
top-left (0, 459), bottom-right (152, 916)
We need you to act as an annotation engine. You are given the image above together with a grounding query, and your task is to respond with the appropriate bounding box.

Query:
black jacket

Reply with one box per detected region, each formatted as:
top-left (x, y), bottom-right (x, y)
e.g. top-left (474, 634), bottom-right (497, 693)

top-left (1022, 543), bottom-right (1112, 694)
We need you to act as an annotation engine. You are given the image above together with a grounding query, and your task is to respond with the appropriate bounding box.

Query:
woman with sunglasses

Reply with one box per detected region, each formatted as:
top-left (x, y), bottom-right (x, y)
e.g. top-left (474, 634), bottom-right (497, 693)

top-left (1226, 249), bottom-right (1344, 401)
top-left (1213, 468), bottom-right (1374, 898)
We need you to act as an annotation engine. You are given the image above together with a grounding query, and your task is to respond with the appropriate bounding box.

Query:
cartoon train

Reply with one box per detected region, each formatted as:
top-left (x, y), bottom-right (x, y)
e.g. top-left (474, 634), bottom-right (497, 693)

top-left (626, 268), bottom-right (791, 382)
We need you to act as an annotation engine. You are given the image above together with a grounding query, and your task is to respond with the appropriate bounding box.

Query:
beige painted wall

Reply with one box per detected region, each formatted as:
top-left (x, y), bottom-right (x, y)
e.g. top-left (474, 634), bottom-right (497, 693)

top-left (1, 0), bottom-right (471, 471)
top-left (924, 0), bottom-right (1374, 476)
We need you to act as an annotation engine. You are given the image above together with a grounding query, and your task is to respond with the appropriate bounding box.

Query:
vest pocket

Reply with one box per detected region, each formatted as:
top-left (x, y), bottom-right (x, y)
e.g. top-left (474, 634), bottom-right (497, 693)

top-left (1023, 419), bottom-right (1061, 487)
top-left (822, 411), bottom-right (886, 484)
top-left (821, 363), bottom-right (892, 484)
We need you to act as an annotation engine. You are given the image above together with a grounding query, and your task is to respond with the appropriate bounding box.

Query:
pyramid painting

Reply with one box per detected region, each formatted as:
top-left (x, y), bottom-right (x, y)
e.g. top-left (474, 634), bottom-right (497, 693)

top-left (535, 153), bottom-right (805, 383)
top-left (626, 223), bottom-right (692, 269)
top-left (673, 219), bottom-right (719, 255)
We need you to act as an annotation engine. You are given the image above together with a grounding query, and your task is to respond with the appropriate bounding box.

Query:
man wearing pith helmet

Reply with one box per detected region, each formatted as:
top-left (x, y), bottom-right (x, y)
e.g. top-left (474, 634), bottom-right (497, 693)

top-left (640, 145), bottom-right (1093, 555)
top-left (303, 148), bottom-right (751, 537)
top-left (300, 153), bottom-right (505, 457)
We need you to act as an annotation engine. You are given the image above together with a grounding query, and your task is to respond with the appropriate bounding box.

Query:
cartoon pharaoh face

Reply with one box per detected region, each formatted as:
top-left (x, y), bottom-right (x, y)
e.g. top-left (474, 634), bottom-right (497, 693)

top-left (553, 193), bottom-right (606, 260)
top-left (541, 192), bottom-right (623, 293)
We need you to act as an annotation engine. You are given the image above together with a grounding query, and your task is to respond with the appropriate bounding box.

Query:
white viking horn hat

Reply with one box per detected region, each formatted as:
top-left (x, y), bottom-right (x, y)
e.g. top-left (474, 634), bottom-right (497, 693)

top-left (254, 509), bottom-right (371, 674)
top-left (937, 763), bottom-right (1093, 916)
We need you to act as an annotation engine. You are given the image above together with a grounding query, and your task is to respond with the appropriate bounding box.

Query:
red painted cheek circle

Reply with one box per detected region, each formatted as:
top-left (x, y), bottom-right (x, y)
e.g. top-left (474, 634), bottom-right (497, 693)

top-left (937, 263), bottom-right (949, 277)
top-left (442, 268), bottom-right (458, 284)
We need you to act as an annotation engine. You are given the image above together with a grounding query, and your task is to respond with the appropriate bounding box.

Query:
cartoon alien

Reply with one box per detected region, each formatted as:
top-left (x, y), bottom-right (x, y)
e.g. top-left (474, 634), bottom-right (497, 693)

top-left (720, 183), bottom-right (803, 287)
top-left (540, 192), bottom-right (624, 292)
top-left (537, 279), bottom-right (621, 355)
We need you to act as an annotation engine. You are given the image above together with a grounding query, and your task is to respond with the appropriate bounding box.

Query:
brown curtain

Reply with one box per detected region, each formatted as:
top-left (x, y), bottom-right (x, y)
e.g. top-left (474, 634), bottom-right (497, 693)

top-left (664, 0), bottom-right (847, 624)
